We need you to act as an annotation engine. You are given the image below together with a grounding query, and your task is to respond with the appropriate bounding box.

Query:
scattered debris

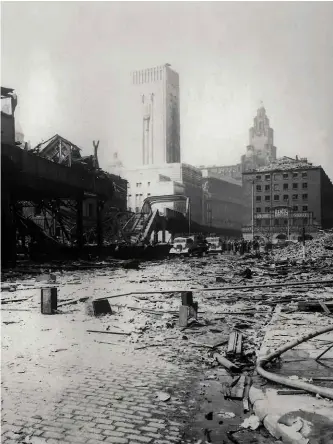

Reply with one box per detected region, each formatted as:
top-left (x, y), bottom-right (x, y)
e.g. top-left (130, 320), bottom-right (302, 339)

top-left (87, 330), bottom-right (130, 336)
top-left (240, 415), bottom-right (260, 430)
top-left (213, 353), bottom-right (241, 373)
top-left (156, 391), bottom-right (171, 402)
top-left (85, 298), bottom-right (112, 316)
top-left (243, 376), bottom-right (251, 412)
top-left (217, 411), bottom-right (235, 419)
top-left (227, 331), bottom-right (243, 358)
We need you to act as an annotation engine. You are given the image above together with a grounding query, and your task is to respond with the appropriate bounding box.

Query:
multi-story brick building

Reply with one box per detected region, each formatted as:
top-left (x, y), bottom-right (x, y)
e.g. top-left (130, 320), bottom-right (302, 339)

top-left (242, 156), bottom-right (333, 242)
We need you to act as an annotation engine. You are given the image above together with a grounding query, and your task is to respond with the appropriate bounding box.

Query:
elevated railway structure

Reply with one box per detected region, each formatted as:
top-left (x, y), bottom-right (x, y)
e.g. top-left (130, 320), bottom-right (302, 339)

top-left (1, 143), bottom-right (115, 267)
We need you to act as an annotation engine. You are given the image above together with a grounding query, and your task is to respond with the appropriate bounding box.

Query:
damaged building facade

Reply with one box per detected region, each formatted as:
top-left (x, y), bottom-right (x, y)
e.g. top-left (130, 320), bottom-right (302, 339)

top-left (24, 134), bottom-right (128, 244)
top-left (242, 156), bottom-right (333, 242)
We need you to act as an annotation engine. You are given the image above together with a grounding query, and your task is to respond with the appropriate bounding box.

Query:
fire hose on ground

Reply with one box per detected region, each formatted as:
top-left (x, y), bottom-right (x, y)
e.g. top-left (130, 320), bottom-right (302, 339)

top-left (256, 324), bottom-right (333, 400)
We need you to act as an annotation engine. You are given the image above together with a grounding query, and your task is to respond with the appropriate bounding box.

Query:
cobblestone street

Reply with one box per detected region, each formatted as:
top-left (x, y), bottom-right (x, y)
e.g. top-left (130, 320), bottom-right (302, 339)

top-left (1, 259), bottom-right (221, 444)
top-left (2, 328), bottom-right (199, 444)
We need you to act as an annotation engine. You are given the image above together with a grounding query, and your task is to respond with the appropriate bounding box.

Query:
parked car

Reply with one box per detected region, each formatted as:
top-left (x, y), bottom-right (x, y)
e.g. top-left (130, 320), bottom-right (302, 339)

top-left (169, 235), bottom-right (209, 257)
top-left (206, 236), bottom-right (222, 254)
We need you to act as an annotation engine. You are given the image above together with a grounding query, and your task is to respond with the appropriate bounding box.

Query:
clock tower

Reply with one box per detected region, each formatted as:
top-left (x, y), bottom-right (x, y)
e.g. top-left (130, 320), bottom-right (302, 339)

top-left (242, 104), bottom-right (277, 172)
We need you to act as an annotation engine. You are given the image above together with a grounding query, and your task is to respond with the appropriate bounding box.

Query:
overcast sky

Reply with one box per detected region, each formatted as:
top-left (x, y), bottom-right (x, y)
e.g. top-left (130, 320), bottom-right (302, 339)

top-left (2, 2), bottom-right (333, 179)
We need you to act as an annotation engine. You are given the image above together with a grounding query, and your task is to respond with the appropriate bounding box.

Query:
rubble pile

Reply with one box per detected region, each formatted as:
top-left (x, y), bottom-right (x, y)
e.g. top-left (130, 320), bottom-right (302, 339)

top-left (273, 231), bottom-right (333, 263)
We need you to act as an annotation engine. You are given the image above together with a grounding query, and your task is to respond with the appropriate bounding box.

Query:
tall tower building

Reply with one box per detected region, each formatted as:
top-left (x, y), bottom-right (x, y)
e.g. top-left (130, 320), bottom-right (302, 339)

top-left (131, 63), bottom-right (180, 165)
top-left (241, 104), bottom-right (277, 172)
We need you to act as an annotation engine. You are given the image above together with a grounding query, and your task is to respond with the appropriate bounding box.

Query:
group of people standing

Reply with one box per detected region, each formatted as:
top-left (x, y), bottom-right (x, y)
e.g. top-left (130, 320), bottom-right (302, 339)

top-left (219, 238), bottom-right (273, 255)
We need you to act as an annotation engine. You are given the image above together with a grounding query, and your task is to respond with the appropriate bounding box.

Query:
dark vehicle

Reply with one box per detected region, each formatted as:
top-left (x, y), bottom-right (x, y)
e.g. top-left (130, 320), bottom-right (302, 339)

top-left (169, 235), bottom-right (208, 257)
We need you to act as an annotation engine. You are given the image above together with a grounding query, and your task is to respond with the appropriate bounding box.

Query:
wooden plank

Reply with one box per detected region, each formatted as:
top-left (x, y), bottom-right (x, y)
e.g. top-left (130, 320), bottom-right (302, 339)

top-left (213, 353), bottom-right (241, 373)
top-left (243, 376), bottom-right (251, 412)
top-left (227, 331), bottom-right (238, 356)
top-left (87, 330), bottom-right (130, 336)
top-left (236, 333), bottom-right (243, 357)
top-left (319, 301), bottom-right (331, 314)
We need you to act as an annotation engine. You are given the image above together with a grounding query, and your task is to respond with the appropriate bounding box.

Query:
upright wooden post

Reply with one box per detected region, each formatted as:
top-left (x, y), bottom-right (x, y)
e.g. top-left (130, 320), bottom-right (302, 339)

top-left (41, 288), bottom-right (58, 314)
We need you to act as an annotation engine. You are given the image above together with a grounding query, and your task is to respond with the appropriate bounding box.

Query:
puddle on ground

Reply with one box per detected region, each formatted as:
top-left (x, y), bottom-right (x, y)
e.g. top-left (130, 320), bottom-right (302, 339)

top-left (269, 352), bottom-right (333, 389)
top-left (183, 374), bottom-right (278, 443)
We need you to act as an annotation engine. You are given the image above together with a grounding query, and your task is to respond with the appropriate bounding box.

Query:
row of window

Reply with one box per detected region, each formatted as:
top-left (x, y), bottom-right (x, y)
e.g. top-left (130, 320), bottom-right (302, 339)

top-left (128, 182), bottom-right (151, 189)
top-left (256, 218), bottom-right (309, 226)
top-left (256, 205), bottom-right (308, 213)
top-left (256, 194), bottom-right (308, 202)
top-left (255, 172), bottom-right (308, 181)
top-left (256, 183), bottom-right (307, 191)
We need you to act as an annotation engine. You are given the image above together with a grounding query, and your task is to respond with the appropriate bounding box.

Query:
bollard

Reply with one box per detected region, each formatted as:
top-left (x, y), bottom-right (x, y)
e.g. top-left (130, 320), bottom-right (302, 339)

top-left (179, 305), bottom-right (189, 327)
top-left (181, 291), bottom-right (193, 306)
top-left (41, 288), bottom-right (58, 314)
top-left (189, 302), bottom-right (198, 320)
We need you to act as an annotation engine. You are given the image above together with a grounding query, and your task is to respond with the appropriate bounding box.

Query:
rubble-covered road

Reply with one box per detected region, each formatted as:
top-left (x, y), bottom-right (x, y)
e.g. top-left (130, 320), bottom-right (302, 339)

top-left (2, 237), bottom-right (333, 444)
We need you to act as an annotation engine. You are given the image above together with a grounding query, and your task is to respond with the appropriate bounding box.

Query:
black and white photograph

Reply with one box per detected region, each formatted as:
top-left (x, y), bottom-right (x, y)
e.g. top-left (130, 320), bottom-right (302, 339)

top-left (1, 1), bottom-right (333, 443)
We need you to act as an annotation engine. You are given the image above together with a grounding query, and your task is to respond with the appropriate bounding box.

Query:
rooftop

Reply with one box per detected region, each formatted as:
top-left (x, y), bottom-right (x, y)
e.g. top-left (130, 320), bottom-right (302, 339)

top-left (244, 156), bottom-right (319, 173)
top-left (201, 170), bottom-right (242, 186)
top-left (1, 86), bottom-right (15, 98)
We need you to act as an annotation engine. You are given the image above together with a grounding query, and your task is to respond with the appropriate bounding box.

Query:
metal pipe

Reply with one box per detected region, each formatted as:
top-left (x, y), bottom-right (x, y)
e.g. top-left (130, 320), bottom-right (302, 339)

top-left (257, 324), bottom-right (333, 400)
top-left (94, 278), bottom-right (333, 300)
